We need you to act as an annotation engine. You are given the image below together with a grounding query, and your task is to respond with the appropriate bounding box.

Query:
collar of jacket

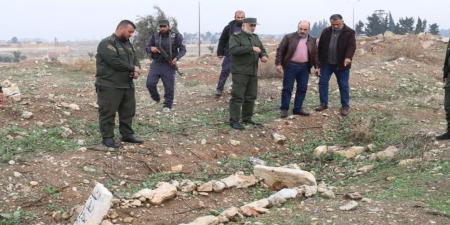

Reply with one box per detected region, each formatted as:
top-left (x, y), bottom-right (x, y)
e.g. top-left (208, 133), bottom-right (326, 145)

top-left (228, 20), bottom-right (243, 28)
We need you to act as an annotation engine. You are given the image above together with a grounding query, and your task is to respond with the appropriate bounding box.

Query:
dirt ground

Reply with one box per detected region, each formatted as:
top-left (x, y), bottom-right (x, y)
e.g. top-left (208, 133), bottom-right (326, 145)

top-left (0, 34), bottom-right (449, 225)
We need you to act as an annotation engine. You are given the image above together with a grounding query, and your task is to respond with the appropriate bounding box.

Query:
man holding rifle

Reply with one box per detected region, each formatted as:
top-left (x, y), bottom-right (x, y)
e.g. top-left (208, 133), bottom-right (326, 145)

top-left (146, 19), bottom-right (187, 113)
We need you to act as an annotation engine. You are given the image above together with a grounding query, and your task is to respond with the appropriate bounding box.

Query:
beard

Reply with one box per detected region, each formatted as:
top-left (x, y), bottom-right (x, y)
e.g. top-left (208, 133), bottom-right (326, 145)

top-left (236, 20), bottom-right (243, 26)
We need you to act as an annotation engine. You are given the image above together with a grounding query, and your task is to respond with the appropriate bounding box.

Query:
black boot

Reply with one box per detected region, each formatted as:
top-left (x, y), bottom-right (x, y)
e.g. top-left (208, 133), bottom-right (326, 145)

top-left (102, 138), bottom-right (119, 148)
top-left (230, 122), bottom-right (245, 130)
top-left (242, 120), bottom-right (264, 128)
top-left (121, 135), bottom-right (144, 144)
top-left (436, 131), bottom-right (450, 140)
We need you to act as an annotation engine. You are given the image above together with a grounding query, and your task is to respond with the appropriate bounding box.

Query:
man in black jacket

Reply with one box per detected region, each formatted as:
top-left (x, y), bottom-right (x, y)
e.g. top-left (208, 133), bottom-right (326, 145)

top-left (0, 85), bottom-right (4, 106)
top-left (215, 10), bottom-right (245, 97)
top-left (316, 14), bottom-right (356, 116)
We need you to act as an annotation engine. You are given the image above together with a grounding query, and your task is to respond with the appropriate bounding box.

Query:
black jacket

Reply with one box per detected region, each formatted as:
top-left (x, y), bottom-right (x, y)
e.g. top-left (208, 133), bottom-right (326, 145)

top-left (217, 20), bottom-right (242, 56)
top-left (318, 24), bottom-right (356, 69)
top-left (145, 31), bottom-right (186, 63)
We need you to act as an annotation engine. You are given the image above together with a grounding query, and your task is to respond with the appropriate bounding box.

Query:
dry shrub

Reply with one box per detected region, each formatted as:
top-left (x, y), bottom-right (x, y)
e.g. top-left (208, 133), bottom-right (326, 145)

top-left (258, 52), bottom-right (282, 79)
top-left (64, 59), bottom-right (96, 74)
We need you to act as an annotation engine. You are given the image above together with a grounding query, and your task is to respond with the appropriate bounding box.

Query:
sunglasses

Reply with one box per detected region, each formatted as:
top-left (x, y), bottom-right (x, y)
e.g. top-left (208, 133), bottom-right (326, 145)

top-left (250, 24), bottom-right (257, 27)
top-left (159, 25), bottom-right (168, 28)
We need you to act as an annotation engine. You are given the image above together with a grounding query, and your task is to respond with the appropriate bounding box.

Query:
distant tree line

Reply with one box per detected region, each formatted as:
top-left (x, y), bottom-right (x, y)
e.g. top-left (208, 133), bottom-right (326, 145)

top-left (0, 51), bottom-right (26, 63)
top-left (355, 11), bottom-right (440, 36)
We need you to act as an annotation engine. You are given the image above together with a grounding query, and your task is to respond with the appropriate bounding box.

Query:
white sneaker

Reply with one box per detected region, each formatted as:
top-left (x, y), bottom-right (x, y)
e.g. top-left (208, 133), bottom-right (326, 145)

top-left (162, 107), bottom-right (171, 113)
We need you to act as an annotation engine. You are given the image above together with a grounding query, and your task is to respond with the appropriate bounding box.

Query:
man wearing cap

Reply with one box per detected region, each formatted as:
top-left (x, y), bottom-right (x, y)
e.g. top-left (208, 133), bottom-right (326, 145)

top-left (146, 19), bottom-right (186, 113)
top-left (276, 21), bottom-right (318, 118)
top-left (316, 14), bottom-right (356, 116)
top-left (95, 20), bottom-right (143, 148)
top-left (229, 17), bottom-right (268, 130)
top-left (215, 10), bottom-right (245, 97)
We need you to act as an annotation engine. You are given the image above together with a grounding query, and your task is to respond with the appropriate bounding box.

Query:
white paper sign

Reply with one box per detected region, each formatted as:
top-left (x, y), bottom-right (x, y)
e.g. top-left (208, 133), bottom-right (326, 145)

top-left (74, 183), bottom-right (113, 225)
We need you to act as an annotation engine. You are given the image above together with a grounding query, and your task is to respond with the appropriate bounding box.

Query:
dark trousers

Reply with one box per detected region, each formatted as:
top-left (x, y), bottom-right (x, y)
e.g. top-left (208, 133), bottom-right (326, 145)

top-left (146, 62), bottom-right (176, 108)
top-left (445, 80), bottom-right (450, 130)
top-left (216, 55), bottom-right (231, 92)
top-left (319, 64), bottom-right (350, 108)
top-left (96, 85), bottom-right (135, 138)
top-left (280, 62), bottom-right (310, 113)
top-left (229, 73), bottom-right (258, 123)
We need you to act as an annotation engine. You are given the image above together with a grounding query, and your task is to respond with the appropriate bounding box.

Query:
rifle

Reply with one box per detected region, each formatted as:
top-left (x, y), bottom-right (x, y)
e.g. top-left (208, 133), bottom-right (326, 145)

top-left (156, 47), bottom-right (184, 77)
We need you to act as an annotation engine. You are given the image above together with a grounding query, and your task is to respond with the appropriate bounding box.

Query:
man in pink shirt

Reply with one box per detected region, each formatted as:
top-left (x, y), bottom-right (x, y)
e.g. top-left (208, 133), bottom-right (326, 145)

top-left (275, 21), bottom-right (318, 118)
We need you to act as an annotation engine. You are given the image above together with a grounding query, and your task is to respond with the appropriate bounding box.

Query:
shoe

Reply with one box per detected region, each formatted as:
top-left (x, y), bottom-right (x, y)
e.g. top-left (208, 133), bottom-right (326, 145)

top-left (230, 122), bottom-right (245, 130)
top-left (102, 138), bottom-right (119, 148)
top-left (315, 105), bottom-right (328, 112)
top-left (340, 107), bottom-right (350, 116)
top-left (280, 110), bottom-right (288, 118)
top-left (163, 107), bottom-right (171, 113)
top-left (293, 110), bottom-right (310, 116)
top-left (215, 90), bottom-right (222, 97)
top-left (436, 132), bottom-right (450, 140)
top-left (121, 135), bottom-right (144, 144)
top-left (242, 120), bottom-right (264, 128)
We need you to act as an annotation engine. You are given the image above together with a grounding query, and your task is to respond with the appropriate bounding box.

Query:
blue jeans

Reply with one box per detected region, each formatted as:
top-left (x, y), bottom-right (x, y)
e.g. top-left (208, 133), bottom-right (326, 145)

top-left (318, 64), bottom-right (350, 108)
top-left (146, 61), bottom-right (176, 108)
top-left (280, 63), bottom-right (310, 113)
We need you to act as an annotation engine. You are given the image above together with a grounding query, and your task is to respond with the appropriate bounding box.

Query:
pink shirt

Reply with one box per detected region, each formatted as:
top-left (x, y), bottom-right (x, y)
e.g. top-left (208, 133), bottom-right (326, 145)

top-left (290, 37), bottom-right (308, 63)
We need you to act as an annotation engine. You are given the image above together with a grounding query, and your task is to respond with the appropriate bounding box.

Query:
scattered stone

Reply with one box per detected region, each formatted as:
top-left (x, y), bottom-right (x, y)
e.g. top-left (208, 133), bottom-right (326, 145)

top-left (313, 145), bottom-right (328, 158)
top-left (21, 111), bottom-right (33, 119)
top-left (339, 200), bottom-right (359, 211)
top-left (254, 165), bottom-right (316, 190)
top-left (212, 181), bottom-right (226, 192)
top-left (13, 171), bottom-right (22, 177)
top-left (240, 198), bottom-right (270, 217)
top-left (100, 220), bottom-right (113, 225)
top-left (2, 80), bottom-right (21, 101)
top-left (8, 160), bottom-right (15, 165)
top-left (220, 207), bottom-right (241, 221)
top-left (197, 181), bottom-right (214, 192)
top-left (230, 139), bottom-right (240, 146)
top-left (335, 146), bottom-right (366, 159)
top-left (30, 181), bottom-right (39, 186)
top-left (357, 164), bottom-right (375, 173)
top-left (268, 188), bottom-right (298, 206)
top-left (321, 190), bottom-right (336, 199)
top-left (123, 217), bottom-right (134, 223)
top-left (344, 192), bottom-right (363, 200)
top-left (272, 133), bottom-right (287, 145)
top-left (180, 215), bottom-right (219, 225)
top-left (179, 180), bottom-right (197, 193)
top-left (61, 127), bottom-right (73, 138)
top-left (375, 146), bottom-right (399, 160)
top-left (220, 172), bottom-right (258, 188)
top-left (149, 182), bottom-right (177, 205)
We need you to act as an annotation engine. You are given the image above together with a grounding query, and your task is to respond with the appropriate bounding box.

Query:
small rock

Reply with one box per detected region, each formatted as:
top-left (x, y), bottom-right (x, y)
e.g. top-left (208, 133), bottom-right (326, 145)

top-left (272, 133), bottom-right (287, 145)
top-left (230, 139), bottom-right (240, 146)
top-left (313, 145), bottom-right (328, 157)
top-left (13, 171), bottom-right (22, 177)
top-left (339, 201), bottom-right (358, 211)
top-left (21, 111), bottom-right (33, 119)
top-left (123, 217), bottom-right (134, 223)
top-left (254, 165), bottom-right (316, 190)
top-left (398, 158), bottom-right (421, 166)
top-left (344, 192), bottom-right (363, 200)
top-left (335, 146), bottom-right (366, 159)
top-left (375, 146), bottom-right (399, 160)
top-left (357, 164), bottom-right (374, 173)
top-left (30, 181), bottom-right (39, 186)
top-left (240, 198), bottom-right (270, 216)
top-left (197, 181), bottom-right (214, 192)
top-left (101, 220), bottom-right (114, 225)
top-left (321, 190), bottom-right (336, 199)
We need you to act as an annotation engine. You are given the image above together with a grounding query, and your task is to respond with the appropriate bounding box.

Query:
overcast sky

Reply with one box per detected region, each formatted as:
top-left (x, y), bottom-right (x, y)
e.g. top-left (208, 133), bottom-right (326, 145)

top-left (2, 0), bottom-right (450, 41)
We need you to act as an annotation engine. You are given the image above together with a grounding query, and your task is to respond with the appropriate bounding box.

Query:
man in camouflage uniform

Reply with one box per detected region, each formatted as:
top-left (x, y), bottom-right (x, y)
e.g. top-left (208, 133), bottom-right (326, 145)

top-left (228, 18), bottom-right (268, 130)
top-left (95, 20), bottom-right (143, 148)
top-left (437, 40), bottom-right (450, 140)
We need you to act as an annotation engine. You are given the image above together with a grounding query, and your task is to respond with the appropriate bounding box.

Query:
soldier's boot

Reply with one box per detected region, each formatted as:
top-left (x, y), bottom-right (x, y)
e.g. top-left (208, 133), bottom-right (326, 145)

top-left (230, 121), bottom-right (245, 130)
top-left (121, 135), bottom-right (144, 144)
top-left (102, 138), bottom-right (120, 148)
top-left (436, 130), bottom-right (450, 140)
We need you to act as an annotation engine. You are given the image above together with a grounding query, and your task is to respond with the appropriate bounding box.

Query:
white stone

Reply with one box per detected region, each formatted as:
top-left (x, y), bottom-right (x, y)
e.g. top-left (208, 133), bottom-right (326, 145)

top-left (220, 173), bottom-right (258, 188)
top-left (313, 145), bottom-right (328, 158)
top-left (150, 182), bottom-right (177, 205)
top-left (240, 198), bottom-right (270, 216)
top-left (21, 111), bottom-right (33, 119)
top-left (272, 133), bottom-right (287, 144)
top-left (180, 215), bottom-right (220, 225)
top-left (339, 200), bottom-right (358, 211)
top-left (254, 165), bottom-right (316, 190)
top-left (375, 146), bottom-right (399, 160)
top-left (73, 183), bottom-right (113, 225)
top-left (335, 146), bottom-right (366, 159)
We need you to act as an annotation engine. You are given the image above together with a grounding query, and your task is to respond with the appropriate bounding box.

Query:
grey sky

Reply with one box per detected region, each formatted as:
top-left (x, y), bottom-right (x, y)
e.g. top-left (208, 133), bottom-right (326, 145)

top-left (1, 0), bottom-right (450, 41)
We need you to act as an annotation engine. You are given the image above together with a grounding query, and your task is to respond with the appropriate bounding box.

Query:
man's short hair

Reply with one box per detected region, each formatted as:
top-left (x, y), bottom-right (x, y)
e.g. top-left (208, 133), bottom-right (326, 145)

top-left (116, 20), bottom-right (136, 30)
top-left (330, 14), bottom-right (343, 21)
